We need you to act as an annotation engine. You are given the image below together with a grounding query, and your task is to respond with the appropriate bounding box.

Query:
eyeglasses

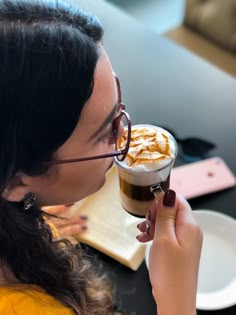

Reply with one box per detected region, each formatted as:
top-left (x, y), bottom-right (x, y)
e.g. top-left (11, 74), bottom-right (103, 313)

top-left (46, 75), bottom-right (131, 165)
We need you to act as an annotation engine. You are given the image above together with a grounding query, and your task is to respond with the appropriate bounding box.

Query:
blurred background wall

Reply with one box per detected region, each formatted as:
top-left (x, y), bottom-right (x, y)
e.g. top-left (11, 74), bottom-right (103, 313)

top-left (106, 0), bottom-right (185, 34)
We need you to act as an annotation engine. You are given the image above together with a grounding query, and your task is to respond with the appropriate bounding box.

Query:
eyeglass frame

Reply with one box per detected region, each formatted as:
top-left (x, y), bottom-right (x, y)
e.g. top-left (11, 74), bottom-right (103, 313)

top-left (45, 75), bottom-right (131, 165)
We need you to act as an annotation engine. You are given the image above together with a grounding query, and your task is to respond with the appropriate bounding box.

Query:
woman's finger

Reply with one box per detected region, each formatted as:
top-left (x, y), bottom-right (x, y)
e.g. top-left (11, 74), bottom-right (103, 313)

top-left (59, 223), bottom-right (87, 237)
top-left (136, 198), bottom-right (160, 242)
top-left (153, 190), bottom-right (177, 241)
top-left (136, 231), bottom-right (152, 243)
top-left (43, 205), bottom-right (70, 215)
top-left (137, 221), bottom-right (148, 233)
top-left (49, 214), bottom-right (88, 229)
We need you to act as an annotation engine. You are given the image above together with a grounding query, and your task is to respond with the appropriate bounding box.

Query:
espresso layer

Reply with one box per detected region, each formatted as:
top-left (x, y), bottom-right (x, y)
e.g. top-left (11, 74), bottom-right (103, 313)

top-left (119, 176), bottom-right (170, 201)
top-left (120, 190), bottom-right (152, 217)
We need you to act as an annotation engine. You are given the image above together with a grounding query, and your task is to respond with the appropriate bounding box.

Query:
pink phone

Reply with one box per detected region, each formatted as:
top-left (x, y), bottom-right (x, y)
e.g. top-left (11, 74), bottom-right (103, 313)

top-left (170, 157), bottom-right (236, 199)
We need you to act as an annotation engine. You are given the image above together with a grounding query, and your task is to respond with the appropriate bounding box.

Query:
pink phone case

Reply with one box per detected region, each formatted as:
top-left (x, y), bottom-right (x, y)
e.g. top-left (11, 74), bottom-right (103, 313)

top-left (170, 157), bottom-right (236, 199)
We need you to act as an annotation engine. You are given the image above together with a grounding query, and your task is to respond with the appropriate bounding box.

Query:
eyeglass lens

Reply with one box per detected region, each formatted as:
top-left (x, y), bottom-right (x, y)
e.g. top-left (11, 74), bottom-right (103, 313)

top-left (114, 112), bottom-right (129, 161)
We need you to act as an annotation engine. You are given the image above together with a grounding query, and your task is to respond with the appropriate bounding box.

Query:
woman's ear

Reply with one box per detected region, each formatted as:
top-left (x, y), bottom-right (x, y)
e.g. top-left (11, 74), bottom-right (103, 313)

top-left (1, 174), bottom-right (30, 202)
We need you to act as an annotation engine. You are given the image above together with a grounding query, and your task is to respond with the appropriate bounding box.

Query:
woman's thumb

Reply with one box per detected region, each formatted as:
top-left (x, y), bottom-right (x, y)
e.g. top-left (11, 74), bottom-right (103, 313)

top-left (154, 190), bottom-right (177, 240)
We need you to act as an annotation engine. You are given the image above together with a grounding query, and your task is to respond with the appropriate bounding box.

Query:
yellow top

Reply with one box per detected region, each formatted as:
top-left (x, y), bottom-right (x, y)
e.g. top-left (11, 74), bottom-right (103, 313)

top-left (0, 285), bottom-right (74, 315)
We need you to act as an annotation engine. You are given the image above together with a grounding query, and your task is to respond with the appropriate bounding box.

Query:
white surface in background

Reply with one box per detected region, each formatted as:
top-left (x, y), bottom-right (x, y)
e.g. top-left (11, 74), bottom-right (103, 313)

top-left (145, 210), bottom-right (236, 310)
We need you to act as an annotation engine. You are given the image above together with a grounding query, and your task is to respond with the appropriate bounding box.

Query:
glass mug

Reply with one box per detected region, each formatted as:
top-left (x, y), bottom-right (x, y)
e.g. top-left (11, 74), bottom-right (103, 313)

top-left (115, 124), bottom-right (178, 217)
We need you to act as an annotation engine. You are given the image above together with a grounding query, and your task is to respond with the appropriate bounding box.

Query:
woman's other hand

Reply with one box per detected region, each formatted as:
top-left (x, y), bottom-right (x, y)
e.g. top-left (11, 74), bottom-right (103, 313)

top-left (43, 205), bottom-right (88, 239)
top-left (137, 190), bottom-right (203, 315)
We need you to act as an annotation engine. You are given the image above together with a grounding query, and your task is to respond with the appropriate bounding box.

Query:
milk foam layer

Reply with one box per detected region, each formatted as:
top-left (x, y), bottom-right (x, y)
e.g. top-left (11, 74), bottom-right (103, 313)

top-left (118, 125), bottom-right (177, 172)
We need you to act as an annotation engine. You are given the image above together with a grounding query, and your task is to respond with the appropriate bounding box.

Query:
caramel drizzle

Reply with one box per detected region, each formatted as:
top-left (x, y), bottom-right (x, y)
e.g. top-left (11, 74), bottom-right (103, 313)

top-left (118, 128), bottom-right (173, 167)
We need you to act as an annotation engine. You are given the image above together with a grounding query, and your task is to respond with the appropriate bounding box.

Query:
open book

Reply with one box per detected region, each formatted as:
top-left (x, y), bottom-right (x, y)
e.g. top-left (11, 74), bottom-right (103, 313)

top-left (67, 166), bottom-right (146, 271)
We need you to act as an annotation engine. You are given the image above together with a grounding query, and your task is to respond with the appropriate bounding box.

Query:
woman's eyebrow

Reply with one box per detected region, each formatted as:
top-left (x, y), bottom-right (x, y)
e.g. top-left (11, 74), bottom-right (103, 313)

top-left (88, 102), bottom-right (118, 141)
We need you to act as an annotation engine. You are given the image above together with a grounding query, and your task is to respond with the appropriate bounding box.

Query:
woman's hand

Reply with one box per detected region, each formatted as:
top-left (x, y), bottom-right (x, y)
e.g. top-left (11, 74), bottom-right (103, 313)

top-left (137, 190), bottom-right (203, 315)
top-left (43, 205), bottom-right (88, 240)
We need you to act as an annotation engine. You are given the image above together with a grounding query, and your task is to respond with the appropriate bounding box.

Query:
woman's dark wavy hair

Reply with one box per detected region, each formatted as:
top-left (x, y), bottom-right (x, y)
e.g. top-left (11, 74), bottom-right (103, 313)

top-left (0, 0), bottom-right (119, 314)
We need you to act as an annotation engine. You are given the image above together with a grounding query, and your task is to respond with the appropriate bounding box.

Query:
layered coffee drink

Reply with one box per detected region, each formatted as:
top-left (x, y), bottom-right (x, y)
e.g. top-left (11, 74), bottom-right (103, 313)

top-left (115, 125), bottom-right (178, 217)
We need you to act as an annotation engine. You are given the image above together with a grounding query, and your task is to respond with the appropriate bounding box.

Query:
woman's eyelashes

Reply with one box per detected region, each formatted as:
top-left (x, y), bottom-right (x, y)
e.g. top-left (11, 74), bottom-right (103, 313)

top-left (98, 124), bottom-right (115, 144)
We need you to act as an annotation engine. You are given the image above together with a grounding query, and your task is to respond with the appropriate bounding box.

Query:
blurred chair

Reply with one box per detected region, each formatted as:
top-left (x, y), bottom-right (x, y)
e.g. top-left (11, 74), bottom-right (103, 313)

top-left (165, 0), bottom-right (236, 77)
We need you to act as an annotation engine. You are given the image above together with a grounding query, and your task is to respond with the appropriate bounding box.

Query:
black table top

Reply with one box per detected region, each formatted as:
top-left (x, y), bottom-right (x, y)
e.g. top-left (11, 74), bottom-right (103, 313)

top-left (69, 0), bottom-right (236, 314)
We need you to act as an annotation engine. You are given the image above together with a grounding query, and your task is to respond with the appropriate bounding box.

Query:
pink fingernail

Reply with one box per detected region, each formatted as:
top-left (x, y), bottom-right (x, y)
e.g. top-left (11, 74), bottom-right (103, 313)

top-left (163, 190), bottom-right (176, 207)
top-left (80, 214), bottom-right (88, 220)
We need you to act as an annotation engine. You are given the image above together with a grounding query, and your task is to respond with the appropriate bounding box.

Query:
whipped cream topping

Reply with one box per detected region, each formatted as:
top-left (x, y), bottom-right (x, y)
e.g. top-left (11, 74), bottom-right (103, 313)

top-left (117, 125), bottom-right (177, 171)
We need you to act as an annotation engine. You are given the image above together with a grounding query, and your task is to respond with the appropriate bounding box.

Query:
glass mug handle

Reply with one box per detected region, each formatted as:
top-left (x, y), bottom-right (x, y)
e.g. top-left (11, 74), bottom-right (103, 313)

top-left (150, 184), bottom-right (165, 198)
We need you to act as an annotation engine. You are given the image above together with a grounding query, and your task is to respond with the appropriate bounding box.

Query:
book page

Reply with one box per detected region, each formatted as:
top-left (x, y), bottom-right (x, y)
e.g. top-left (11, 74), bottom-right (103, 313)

top-left (67, 166), bottom-right (146, 271)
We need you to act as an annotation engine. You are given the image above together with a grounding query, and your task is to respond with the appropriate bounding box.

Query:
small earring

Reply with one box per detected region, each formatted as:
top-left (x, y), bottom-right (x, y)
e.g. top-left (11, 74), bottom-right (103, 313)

top-left (23, 192), bottom-right (36, 210)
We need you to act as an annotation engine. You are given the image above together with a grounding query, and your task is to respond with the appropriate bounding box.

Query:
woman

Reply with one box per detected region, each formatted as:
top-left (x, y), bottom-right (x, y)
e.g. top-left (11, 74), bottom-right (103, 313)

top-left (0, 0), bottom-right (202, 314)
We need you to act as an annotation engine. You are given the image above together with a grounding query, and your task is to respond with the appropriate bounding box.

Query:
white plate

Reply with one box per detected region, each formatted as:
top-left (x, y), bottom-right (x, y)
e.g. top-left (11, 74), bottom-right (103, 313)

top-left (145, 209), bottom-right (236, 310)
